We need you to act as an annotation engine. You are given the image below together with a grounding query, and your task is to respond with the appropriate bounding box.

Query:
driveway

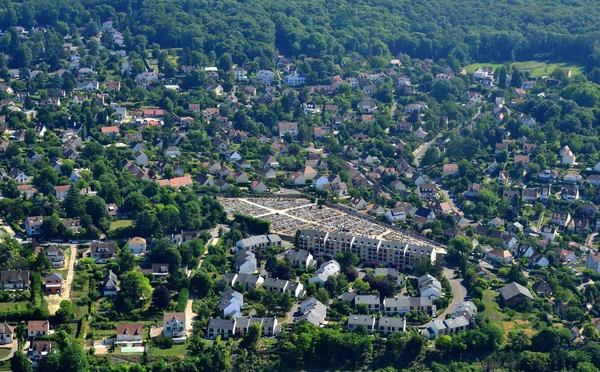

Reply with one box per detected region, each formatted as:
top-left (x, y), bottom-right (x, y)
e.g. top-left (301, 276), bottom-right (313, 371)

top-left (281, 303), bottom-right (299, 324)
top-left (439, 267), bottom-right (468, 318)
top-left (47, 245), bottom-right (77, 314)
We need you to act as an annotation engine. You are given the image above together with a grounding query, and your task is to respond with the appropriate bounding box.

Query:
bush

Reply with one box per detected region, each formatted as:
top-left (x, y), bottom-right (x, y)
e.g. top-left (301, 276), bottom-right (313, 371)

top-left (175, 288), bottom-right (189, 312)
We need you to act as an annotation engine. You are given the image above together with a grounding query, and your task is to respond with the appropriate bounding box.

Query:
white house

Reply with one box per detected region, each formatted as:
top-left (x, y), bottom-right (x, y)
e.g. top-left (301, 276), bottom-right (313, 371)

top-left (115, 324), bottom-right (143, 346)
top-left (587, 252), bottom-right (600, 273)
top-left (218, 289), bottom-right (243, 318)
top-left (128, 237), bottom-right (147, 255)
top-left (235, 250), bottom-right (257, 275)
top-left (163, 312), bottom-right (186, 342)
top-left (309, 260), bottom-right (341, 286)
top-left (417, 274), bottom-right (442, 299)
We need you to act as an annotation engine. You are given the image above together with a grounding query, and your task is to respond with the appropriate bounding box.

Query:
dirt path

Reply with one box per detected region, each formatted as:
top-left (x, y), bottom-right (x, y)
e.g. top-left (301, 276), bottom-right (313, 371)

top-left (47, 245), bottom-right (77, 314)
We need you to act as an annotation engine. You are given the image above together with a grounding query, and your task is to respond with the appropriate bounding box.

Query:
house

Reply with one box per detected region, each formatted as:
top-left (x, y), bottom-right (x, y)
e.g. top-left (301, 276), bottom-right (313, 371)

top-left (486, 249), bottom-right (513, 264)
top-left (128, 237), bottom-right (147, 255)
top-left (556, 248), bottom-right (577, 263)
top-left (255, 70), bottom-right (275, 85)
top-left (564, 173), bottom-right (583, 184)
top-left (278, 122), bottom-right (298, 137)
top-left (417, 274), bottom-right (442, 299)
top-left (45, 245), bottom-right (65, 268)
top-left (25, 216), bottom-right (44, 237)
top-left (561, 187), bottom-right (579, 201)
top-left (298, 297), bottom-right (326, 326)
top-left (350, 197), bottom-right (368, 210)
top-left (418, 184), bottom-right (437, 200)
top-left (541, 225), bottom-right (558, 241)
top-left (499, 282), bottom-right (533, 307)
top-left (369, 204), bottom-right (386, 217)
top-left (309, 260), bottom-right (341, 286)
top-left (163, 312), bottom-right (187, 341)
top-left (235, 250), bottom-right (257, 275)
top-left (514, 155), bottom-right (530, 167)
top-left (230, 170), bottom-right (248, 184)
top-left (539, 169), bottom-right (558, 183)
top-left (223, 273), bottom-right (265, 291)
top-left (442, 163), bottom-right (459, 177)
top-left (103, 270), bottom-right (118, 296)
top-left (587, 174), bottom-right (600, 186)
top-left (250, 180), bottom-right (268, 193)
top-left (286, 250), bottom-right (314, 268)
top-left (156, 176), bottom-right (194, 189)
top-left (529, 253), bottom-right (549, 268)
top-left (9, 169), bottom-right (31, 183)
top-left (116, 324), bottom-right (143, 346)
top-left (164, 147), bottom-right (181, 157)
top-left (235, 234), bottom-right (282, 251)
top-left (497, 171), bottom-right (509, 185)
top-left (587, 252), bottom-right (600, 273)
top-left (415, 127), bottom-right (428, 140)
top-left (488, 217), bottom-right (504, 228)
top-left (532, 280), bottom-right (552, 297)
top-left (134, 151), bottom-right (149, 166)
top-left (522, 188), bottom-right (540, 202)
top-left (91, 241), bottom-right (116, 263)
top-left (347, 315), bottom-right (376, 333)
top-left (218, 289), bottom-right (243, 318)
top-left (377, 316), bottom-right (405, 336)
top-left (53, 185), bottom-right (70, 202)
top-left (562, 148), bottom-right (576, 166)
top-left (101, 126), bottom-right (120, 138)
top-left (551, 211), bottom-right (572, 227)
top-left (0, 270), bottom-right (31, 290)
top-left (29, 340), bottom-right (54, 362)
top-left (44, 273), bottom-right (62, 295)
top-left (312, 175), bottom-right (329, 190)
top-left (28, 320), bottom-right (50, 339)
top-left (263, 278), bottom-right (289, 294)
top-left (383, 296), bottom-right (436, 316)
top-left (0, 323), bottom-right (14, 345)
top-left (207, 319), bottom-right (236, 339)
top-left (286, 72), bottom-right (306, 86)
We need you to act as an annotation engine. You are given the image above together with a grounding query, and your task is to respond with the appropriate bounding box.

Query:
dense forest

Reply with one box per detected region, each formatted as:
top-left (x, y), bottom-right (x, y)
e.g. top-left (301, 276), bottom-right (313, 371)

top-left (1, 0), bottom-right (600, 68)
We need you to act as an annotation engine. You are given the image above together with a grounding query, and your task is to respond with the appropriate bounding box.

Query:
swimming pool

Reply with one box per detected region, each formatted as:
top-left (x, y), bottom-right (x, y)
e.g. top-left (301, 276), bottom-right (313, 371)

top-left (121, 346), bottom-right (145, 353)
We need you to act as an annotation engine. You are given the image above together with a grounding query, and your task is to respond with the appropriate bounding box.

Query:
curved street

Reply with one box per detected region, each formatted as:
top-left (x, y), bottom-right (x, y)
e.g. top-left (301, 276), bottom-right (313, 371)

top-left (439, 267), bottom-right (468, 318)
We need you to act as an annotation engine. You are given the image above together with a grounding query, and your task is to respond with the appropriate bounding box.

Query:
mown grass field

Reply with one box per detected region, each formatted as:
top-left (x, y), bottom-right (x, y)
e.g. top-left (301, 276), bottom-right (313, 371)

top-left (110, 219), bottom-right (133, 231)
top-left (465, 61), bottom-right (584, 77)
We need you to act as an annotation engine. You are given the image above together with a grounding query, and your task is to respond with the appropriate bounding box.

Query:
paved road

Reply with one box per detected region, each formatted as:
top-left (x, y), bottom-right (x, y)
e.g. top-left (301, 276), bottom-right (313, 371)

top-left (439, 267), bottom-right (468, 318)
top-left (587, 233), bottom-right (598, 248)
top-left (412, 135), bottom-right (440, 168)
top-left (439, 188), bottom-right (458, 213)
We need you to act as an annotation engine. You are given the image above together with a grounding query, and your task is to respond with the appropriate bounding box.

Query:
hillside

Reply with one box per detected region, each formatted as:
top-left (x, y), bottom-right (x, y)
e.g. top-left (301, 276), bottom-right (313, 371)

top-left (2, 0), bottom-right (600, 67)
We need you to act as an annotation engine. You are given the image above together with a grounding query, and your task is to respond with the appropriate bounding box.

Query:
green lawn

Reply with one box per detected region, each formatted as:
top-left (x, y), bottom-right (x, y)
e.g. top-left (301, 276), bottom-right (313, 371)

top-left (465, 60), bottom-right (583, 77)
top-left (0, 301), bottom-right (29, 312)
top-left (0, 348), bottom-right (11, 360)
top-left (110, 220), bottom-right (133, 231)
top-left (146, 343), bottom-right (188, 357)
top-left (481, 289), bottom-right (503, 322)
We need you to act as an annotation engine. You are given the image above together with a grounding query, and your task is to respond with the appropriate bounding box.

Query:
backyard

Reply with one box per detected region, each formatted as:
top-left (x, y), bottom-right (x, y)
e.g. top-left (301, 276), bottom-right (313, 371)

top-left (110, 220), bottom-right (133, 231)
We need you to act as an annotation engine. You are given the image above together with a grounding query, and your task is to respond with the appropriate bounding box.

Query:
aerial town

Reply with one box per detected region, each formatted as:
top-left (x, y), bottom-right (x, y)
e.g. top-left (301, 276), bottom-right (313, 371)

top-left (1, 1), bottom-right (600, 371)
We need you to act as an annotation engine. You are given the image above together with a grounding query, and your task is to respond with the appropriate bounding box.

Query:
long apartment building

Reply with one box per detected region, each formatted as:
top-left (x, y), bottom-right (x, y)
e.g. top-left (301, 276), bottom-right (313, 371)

top-left (297, 229), bottom-right (436, 269)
